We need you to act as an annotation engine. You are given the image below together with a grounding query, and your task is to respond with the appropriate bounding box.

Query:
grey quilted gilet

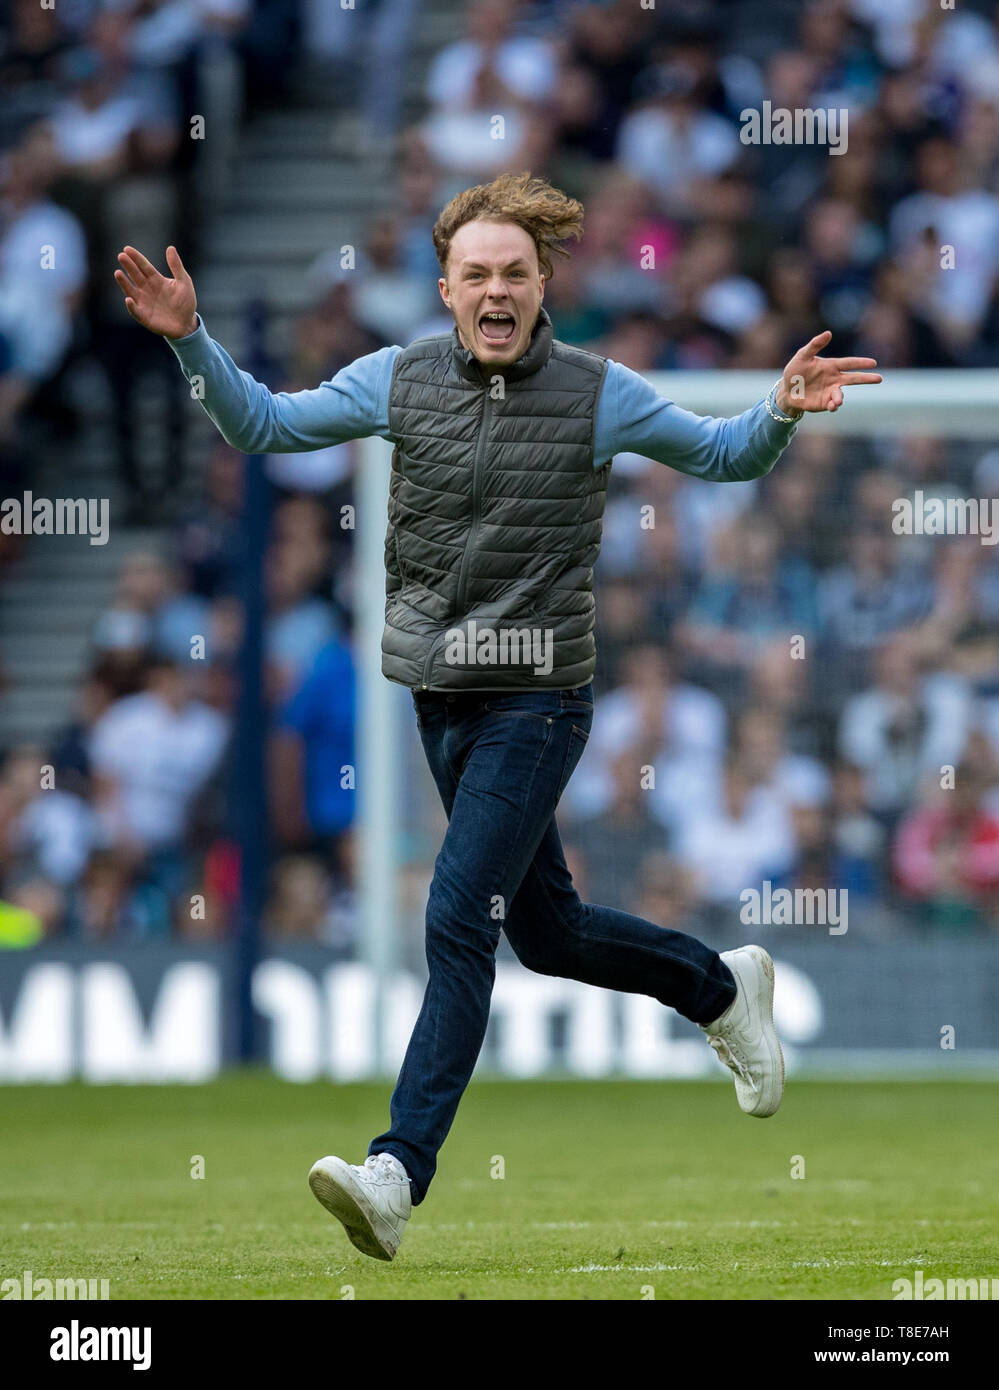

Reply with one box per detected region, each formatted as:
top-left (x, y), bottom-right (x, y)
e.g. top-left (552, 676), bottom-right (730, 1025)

top-left (382, 307), bottom-right (611, 691)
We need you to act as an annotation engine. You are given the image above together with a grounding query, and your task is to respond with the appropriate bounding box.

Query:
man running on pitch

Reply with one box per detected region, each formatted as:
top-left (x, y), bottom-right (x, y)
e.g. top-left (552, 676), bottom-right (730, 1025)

top-left (115, 172), bottom-right (881, 1261)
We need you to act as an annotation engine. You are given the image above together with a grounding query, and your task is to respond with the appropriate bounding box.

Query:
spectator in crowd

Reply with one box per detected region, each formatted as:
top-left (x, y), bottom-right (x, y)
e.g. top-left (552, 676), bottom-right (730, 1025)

top-left (42, 14), bottom-right (185, 521)
top-left (747, 48), bottom-right (828, 227)
top-left (0, 128), bottom-right (88, 442)
top-left (591, 578), bottom-right (654, 689)
top-left (615, 59), bottom-right (741, 217)
top-left (0, 744), bottom-right (96, 893)
top-left (48, 662), bottom-right (121, 802)
top-left (677, 511), bottom-right (819, 696)
top-left (839, 630), bottom-right (973, 825)
top-left (265, 843), bottom-right (357, 951)
top-left (801, 196), bottom-right (880, 347)
top-left (89, 657), bottom-right (230, 934)
top-left (772, 800), bottom-right (838, 898)
top-left (564, 744), bottom-right (668, 912)
top-left (172, 443), bottom-right (244, 601)
top-left (830, 758), bottom-right (888, 902)
top-left (889, 135), bottom-right (999, 354)
top-left (307, 214), bottom-right (437, 347)
top-left (71, 850), bottom-right (134, 942)
top-left (533, 241), bottom-right (612, 346)
top-left (29, 2), bottom-right (261, 520)
top-left (551, 0), bottom-right (653, 165)
top-left (0, 0), bottom-right (77, 143)
top-left (394, 135), bottom-right (449, 284)
top-left (574, 170), bottom-right (675, 317)
top-left (951, 624), bottom-right (999, 766)
top-left (270, 635), bottom-right (357, 883)
top-left (679, 224), bottom-right (768, 341)
top-left (0, 874), bottom-right (64, 943)
top-left (420, 0), bottom-right (556, 176)
top-left (564, 644), bottom-right (725, 831)
top-left (668, 458), bottom-right (758, 573)
top-left (47, 43), bottom-right (176, 186)
top-left (733, 707), bottom-right (832, 812)
top-left (765, 455), bottom-right (838, 571)
top-left (818, 524), bottom-right (935, 687)
top-left (92, 550), bottom-right (209, 665)
top-left (632, 852), bottom-right (710, 944)
top-left (265, 503), bottom-right (337, 702)
top-left (673, 750), bottom-right (797, 911)
top-left (280, 279), bottom-right (384, 388)
top-left (264, 854), bottom-right (335, 941)
top-left (746, 638), bottom-right (821, 756)
top-left (893, 747), bottom-right (999, 930)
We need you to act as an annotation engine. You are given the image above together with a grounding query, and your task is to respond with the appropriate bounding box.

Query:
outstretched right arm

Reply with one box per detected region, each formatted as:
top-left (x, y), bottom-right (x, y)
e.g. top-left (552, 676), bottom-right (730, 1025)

top-left (165, 313), bottom-right (398, 454)
top-left (114, 245), bottom-right (398, 454)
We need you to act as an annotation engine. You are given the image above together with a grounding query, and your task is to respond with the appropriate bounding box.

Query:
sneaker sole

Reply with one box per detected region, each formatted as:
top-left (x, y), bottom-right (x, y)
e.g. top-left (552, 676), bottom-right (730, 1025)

top-left (742, 945), bottom-right (785, 1117)
top-left (308, 1158), bottom-right (398, 1261)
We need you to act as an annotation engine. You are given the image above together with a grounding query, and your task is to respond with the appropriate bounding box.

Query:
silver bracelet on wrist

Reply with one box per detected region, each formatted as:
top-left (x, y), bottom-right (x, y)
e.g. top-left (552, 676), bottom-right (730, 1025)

top-left (765, 380), bottom-right (800, 424)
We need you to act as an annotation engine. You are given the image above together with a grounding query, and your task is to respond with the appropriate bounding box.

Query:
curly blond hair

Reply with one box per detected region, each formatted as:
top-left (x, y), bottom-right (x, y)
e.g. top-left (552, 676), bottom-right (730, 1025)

top-left (433, 171), bottom-right (584, 281)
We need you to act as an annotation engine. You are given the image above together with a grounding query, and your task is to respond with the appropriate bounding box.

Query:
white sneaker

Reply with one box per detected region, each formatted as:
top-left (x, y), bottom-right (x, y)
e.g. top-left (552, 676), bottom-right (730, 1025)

top-left (700, 945), bottom-right (785, 1118)
top-left (308, 1152), bottom-right (412, 1261)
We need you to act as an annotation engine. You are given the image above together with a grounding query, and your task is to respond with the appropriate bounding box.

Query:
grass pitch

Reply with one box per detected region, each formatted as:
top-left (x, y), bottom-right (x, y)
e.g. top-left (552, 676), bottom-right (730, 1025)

top-left (2, 1075), bottom-right (997, 1300)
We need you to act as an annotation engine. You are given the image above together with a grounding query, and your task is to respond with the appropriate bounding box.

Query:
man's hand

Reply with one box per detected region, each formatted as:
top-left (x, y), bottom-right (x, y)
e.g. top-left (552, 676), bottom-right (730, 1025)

top-left (113, 244), bottom-right (198, 340)
top-left (776, 329), bottom-right (882, 415)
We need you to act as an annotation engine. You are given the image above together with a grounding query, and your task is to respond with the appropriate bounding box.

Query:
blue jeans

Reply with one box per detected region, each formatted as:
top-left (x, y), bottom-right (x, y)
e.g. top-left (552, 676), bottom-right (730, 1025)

top-left (368, 683), bottom-right (737, 1202)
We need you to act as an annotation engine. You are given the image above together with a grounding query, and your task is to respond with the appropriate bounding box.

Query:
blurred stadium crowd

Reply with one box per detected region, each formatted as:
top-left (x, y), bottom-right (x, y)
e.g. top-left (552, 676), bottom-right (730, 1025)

top-left (1, 0), bottom-right (999, 951)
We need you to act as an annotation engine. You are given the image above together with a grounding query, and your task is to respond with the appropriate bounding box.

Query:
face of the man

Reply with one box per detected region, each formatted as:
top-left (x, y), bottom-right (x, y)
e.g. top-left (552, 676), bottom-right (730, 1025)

top-left (439, 219), bottom-right (545, 367)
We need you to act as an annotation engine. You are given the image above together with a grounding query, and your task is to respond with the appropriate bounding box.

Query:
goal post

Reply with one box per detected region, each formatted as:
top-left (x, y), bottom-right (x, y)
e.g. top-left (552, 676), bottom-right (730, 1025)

top-left (356, 435), bottom-right (400, 1076)
top-left (643, 370), bottom-right (999, 438)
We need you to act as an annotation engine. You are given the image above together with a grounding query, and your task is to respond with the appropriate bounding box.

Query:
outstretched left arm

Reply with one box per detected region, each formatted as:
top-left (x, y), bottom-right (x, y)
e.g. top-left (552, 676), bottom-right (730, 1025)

top-left (597, 332), bottom-right (882, 483)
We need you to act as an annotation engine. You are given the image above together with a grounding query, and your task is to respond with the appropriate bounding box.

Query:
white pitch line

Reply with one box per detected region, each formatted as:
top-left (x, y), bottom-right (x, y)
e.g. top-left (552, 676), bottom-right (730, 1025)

top-left (561, 1263), bottom-right (706, 1274)
top-left (531, 1221), bottom-right (593, 1229)
top-left (791, 1257), bottom-right (926, 1269)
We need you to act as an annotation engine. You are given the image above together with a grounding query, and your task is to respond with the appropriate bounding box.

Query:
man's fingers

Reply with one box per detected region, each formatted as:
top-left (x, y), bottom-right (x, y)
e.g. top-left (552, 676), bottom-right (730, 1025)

top-left (833, 357), bottom-right (878, 370)
top-left (801, 329), bottom-right (833, 359)
top-left (114, 269), bottom-right (143, 321)
top-left (121, 245), bottom-right (158, 279)
top-left (165, 245), bottom-right (190, 283)
top-left (114, 268), bottom-right (144, 305)
top-left (118, 249), bottom-right (154, 286)
top-left (838, 372), bottom-right (883, 386)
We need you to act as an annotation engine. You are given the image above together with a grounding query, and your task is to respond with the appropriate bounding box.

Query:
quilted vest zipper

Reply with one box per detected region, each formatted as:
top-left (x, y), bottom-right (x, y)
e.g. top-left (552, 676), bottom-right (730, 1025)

top-left (419, 386), bottom-right (492, 689)
top-left (454, 386), bottom-right (492, 617)
top-left (419, 628), bottom-right (448, 689)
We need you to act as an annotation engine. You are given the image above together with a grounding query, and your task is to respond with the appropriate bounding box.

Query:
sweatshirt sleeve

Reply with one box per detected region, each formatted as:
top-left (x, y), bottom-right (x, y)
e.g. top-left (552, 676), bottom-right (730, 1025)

top-left (594, 358), bottom-right (800, 481)
top-left (166, 314), bottom-right (399, 454)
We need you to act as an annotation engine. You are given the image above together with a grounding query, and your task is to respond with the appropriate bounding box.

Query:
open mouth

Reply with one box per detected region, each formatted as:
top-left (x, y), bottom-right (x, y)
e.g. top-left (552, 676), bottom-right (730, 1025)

top-left (478, 311), bottom-right (516, 345)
